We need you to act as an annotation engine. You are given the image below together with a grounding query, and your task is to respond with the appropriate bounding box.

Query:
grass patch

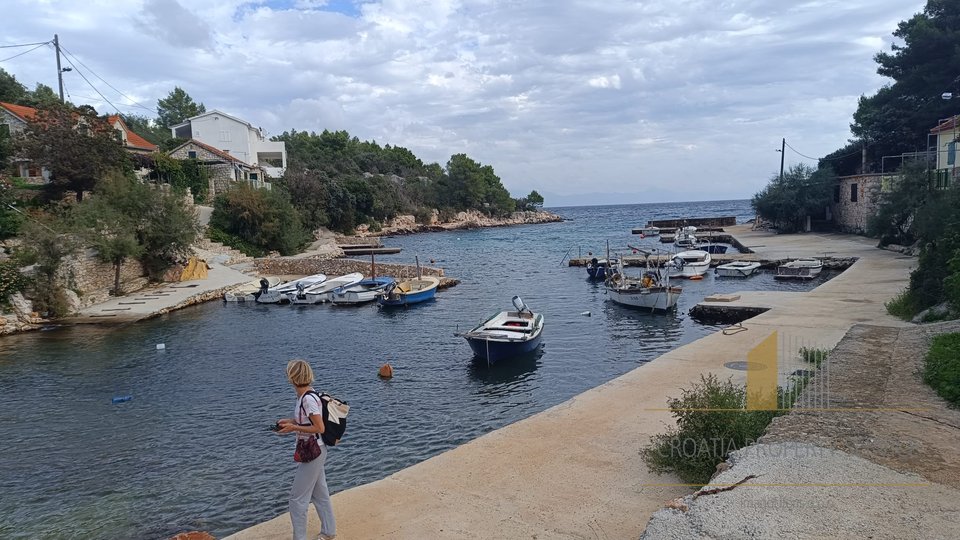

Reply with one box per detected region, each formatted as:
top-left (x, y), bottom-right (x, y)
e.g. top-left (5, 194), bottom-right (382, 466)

top-left (923, 333), bottom-right (960, 407)
top-left (640, 374), bottom-right (785, 485)
top-left (207, 227), bottom-right (267, 258)
top-left (886, 289), bottom-right (922, 320)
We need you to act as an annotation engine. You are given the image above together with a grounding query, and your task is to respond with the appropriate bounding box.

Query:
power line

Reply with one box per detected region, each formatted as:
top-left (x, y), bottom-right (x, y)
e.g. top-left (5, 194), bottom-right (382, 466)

top-left (0, 40), bottom-right (51, 49)
top-left (0, 42), bottom-right (48, 63)
top-left (784, 140), bottom-right (862, 162)
top-left (59, 45), bottom-right (153, 113)
top-left (58, 51), bottom-right (122, 114)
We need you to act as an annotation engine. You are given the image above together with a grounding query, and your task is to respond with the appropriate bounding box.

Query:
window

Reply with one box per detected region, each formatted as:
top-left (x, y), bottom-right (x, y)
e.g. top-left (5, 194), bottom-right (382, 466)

top-left (187, 150), bottom-right (197, 159)
top-left (833, 184), bottom-right (840, 203)
top-left (219, 130), bottom-right (231, 142)
top-left (850, 183), bottom-right (858, 202)
top-left (250, 173), bottom-right (258, 180)
top-left (948, 141), bottom-right (956, 166)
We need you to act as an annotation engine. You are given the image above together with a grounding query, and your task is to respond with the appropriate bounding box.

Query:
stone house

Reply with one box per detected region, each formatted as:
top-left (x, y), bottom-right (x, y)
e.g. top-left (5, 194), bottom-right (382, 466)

top-left (170, 109), bottom-right (286, 178)
top-left (830, 173), bottom-right (884, 234)
top-left (167, 139), bottom-right (267, 201)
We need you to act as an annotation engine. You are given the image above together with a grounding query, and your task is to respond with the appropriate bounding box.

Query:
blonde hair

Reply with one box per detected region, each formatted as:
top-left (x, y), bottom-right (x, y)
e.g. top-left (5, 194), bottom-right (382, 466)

top-left (286, 359), bottom-right (314, 387)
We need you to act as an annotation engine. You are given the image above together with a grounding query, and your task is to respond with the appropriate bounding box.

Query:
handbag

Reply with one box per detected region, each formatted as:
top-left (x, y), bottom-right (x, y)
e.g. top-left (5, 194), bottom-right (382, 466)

top-left (293, 393), bottom-right (323, 463)
top-left (294, 436), bottom-right (322, 463)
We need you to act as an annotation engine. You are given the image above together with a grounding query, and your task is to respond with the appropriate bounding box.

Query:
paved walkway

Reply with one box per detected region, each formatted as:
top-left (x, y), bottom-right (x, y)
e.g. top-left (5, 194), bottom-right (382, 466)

top-left (70, 262), bottom-right (251, 323)
top-left (226, 227), bottom-right (915, 540)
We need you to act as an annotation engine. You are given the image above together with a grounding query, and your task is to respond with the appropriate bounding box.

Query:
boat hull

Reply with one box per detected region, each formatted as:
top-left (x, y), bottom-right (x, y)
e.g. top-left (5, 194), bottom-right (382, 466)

top-left (607, 286), bottom-right (681, 311)
top-left (716, 262), bottom-right (761, 277)
top-left (466, 333), bottom-right (542, 364)
top-left (378, 277), bottom-right (440, 307)
top-left (774, 260), bottom-right (823, 280)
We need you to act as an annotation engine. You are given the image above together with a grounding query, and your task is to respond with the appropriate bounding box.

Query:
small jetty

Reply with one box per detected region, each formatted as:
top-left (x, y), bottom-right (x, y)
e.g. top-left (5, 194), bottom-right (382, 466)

top-left (337, 237), bottom-right (402, 256)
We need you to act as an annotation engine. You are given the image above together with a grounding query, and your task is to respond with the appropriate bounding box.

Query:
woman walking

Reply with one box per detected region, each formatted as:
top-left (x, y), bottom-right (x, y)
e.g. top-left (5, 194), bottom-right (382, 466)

top-left (278, 359), bottom-right (336, 540)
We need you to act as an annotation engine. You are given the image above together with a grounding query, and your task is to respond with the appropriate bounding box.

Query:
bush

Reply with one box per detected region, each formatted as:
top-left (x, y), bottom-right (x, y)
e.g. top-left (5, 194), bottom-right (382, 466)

top-left (208, 227), bottom-right (266, 258)
top-left (210, 184), bottom-right (311, 256)
top-left (751, 164), bottom-right (833, 233)
top-left (923, 333), bottom-right (960, 406)
top-left (0, 260), bottom-right (29, 304)
top-left (640, 374), bottom-right (783, 485)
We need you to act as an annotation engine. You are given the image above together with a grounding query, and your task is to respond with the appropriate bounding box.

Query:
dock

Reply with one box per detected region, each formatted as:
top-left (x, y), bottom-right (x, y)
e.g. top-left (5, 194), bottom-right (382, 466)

top-left (336, 237), bottom-right (402, 256)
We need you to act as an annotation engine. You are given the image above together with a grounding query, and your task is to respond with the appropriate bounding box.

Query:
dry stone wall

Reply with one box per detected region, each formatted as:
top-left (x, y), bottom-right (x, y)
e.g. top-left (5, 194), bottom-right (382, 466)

top-left (57, 249), bottom-right (149, 309)
top-left (254, 257), bottom-right (444, 279)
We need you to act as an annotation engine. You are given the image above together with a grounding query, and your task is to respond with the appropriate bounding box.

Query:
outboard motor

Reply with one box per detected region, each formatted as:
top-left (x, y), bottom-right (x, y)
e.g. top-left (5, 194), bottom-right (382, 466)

top-left (295, 282), bottom-right (306, 300)
top-left (255, 277), bottom-right (270, 299)
top-left (512, 295), bottom-right (531, 315)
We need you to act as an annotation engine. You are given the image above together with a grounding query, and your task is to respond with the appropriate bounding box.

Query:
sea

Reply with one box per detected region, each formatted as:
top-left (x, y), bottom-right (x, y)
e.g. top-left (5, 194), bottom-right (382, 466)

top-left (0, 200), bottom-right (838, 539)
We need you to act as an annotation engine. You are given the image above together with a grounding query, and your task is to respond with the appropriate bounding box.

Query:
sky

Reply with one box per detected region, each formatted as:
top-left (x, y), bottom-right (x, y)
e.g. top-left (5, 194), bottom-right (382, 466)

top-left (1, 0), bottom-right (925, 206)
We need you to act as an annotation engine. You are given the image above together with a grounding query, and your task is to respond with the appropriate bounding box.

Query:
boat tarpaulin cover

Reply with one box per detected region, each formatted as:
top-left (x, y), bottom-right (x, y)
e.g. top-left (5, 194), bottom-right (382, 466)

top-left (179, 257), bottom-right (210, 281)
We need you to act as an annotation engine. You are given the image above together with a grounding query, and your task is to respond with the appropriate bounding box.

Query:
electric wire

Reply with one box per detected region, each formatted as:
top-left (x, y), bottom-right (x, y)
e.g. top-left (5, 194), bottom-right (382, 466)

top-left (0, 42), bottom-right (49, 63)
top-left (58, 51), bottom-right (122, 114)
top-left (784, 140), bottom-right (864, 162)
top-left (59, 45), bottom-right (153, 113)
top-left (0, 40), bottom-right (51, 49)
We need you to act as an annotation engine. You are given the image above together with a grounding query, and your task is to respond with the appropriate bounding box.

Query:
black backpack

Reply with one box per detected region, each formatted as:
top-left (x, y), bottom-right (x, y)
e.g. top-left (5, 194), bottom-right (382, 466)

top-left (302, 391), bottom-right (349, 446)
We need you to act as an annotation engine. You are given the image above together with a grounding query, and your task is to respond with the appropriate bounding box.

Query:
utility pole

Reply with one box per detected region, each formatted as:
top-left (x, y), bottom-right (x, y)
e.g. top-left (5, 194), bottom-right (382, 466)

top-left (54, 34), bottom-right (65, 102)
top-left (779, 137), bottom-right (786, 181)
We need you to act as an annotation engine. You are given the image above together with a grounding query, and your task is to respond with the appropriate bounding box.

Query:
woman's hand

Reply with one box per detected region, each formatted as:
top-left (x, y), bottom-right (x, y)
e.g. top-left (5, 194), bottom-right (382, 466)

top-left (277, 418), bottom-right (294, 426)
top-left (277, 423), bottom-right (298, 434)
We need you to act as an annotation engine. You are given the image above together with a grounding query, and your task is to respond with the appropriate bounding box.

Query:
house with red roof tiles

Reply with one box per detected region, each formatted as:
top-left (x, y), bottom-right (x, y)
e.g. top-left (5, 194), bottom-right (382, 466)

top-left (106, 115), bottom-right (158, 154)
top-left (171, 109), bottom-right (286, 178)
top-left (930, 115), bottom-right (959, 189)
top-left (167, 139), bottom-right (268, 201)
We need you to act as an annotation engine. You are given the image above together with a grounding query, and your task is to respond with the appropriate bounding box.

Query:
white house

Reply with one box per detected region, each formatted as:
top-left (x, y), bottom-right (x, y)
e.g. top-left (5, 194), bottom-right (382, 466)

top-left (170, 110), bottom-right (286, 178)
top-left (931, 115), bottom-right (959, 189)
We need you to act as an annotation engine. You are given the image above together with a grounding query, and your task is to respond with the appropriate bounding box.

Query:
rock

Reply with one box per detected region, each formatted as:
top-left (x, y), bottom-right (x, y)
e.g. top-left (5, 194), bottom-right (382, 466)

top-left (9, 293), bottom-right (33, 321)
top-left (664, 497), bottom-right (689, 512)
top-left (883, 244), bottom-right (905, 253)
top-left (911, 302), bottom-right (954, 323)
top-left (710, 461), bottom-right (732, 480)
top-left (64, 289), bottom-right (82, 314)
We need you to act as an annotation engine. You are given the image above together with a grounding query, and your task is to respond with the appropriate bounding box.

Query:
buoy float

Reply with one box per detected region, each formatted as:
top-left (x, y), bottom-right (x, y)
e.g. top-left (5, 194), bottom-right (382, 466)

top-left (580, 311), bottom-right (591, 317)
top-left (689, 275), bottom-right (704, 281)
top-left (156, 343), bottom-right (166, 350)
top-left (112, 395), bottom-right (133, 404)
top-left (378, 364), bottom-right (394, 379)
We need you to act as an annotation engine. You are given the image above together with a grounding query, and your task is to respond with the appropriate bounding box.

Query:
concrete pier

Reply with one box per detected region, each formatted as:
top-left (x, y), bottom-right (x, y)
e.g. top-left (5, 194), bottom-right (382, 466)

top-left (226, 225), bottom-right (915, 540)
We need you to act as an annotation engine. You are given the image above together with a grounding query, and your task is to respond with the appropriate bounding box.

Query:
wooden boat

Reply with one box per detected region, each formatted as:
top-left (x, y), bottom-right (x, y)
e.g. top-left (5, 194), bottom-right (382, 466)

top-left (290, 273), bottom-right (364, 304)
top-left (457, 296), bottom-right (544, 364)
top-left (331, 276), bottom-right (396, 305)
top-left (606, 248), bottom-right (682, 311)
top-left (775, 258), bottom-right (823, 280)
top-left (665, 250), bottom-right (712, 278)
top-left (716, 261), bottom-right (761, 277)
top-left (378, 276), bottom-right (440, 306)
top-left (224, 276), bottom-right (280, 302)
top-left (256, 273), bottom-right (327, 304)
top-left (586, 257), bottom-right (616, 280)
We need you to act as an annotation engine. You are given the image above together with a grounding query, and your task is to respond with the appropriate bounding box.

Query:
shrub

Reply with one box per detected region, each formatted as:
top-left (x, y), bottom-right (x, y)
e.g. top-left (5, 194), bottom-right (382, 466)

top-left (886, 289), bottom-right (922, 320)
top-left (0, 260), bottom-right (29, 304)
top-left (640, 374), bottom-right (783, 485)
top-left (210, 184), bottom-right (310, 255)
top-left (208, 227), bottom-right (266, 258)
top-left (923, 333), bottom-right (960, 406)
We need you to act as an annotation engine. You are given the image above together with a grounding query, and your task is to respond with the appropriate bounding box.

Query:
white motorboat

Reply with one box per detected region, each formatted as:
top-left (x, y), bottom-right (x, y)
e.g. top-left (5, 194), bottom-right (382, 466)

top-left (330, 276), bottom-right (396, 305)
top-left (256, 273), bottom-right (327, 304)
top-left (631, 226), bottom-right (660, 236)
top-left (775, 259), bottom-right (823, 280)
top-left (665, 250), bottom-right (712, 278)
top-left (224, 277), bottom-right (280, 302)
top-left (716, 261), bottom-right (761, 278)
top-left (456, 296), bottom-right (544, 364)
top-left (675, 226), bottom-right (697, 248)
top-left (290, 272), bottom-right (365, 304)
top-left (605, 251), bottom-right (682, 311)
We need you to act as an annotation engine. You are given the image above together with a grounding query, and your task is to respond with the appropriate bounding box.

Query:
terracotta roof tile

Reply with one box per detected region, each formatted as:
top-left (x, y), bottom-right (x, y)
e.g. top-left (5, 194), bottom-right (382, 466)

top-left (0, 101), bottom-right (38, 121)
top-left (107, 115), bottom-right (158, 151)
top-left (931, 116), bottom-right (959, 133)
top-left (177, 139), bottom-right (253, 166)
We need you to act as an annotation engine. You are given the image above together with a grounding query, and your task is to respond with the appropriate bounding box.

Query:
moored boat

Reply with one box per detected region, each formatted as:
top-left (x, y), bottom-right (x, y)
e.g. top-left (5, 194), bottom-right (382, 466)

top-left (605, 249), bottom-right (682, 311)
top-left (716, 261), bottom-right (761, 278)
top-left (378, 275), bottom-right (441, 307)
top-left (457, 296), bottom-right (544, 364)
top-left (665, 249), bottom-right (712, 278)
top-left (631, 226), bottom-right (660, 236)
top-left (290, 272), bottom-right (364, 304)
top-left (775, 258), bottom-right (823, 280)
top-left (256, 273), bottom-right (327, 304)
top-left (586, 257), bottom-right (615, 280)
top-left (675, 226), bottom-right (697, 248)
top-left (224, 276), bottom-right (280, 302)
top-left (331, 276), bottom-right (396, 305)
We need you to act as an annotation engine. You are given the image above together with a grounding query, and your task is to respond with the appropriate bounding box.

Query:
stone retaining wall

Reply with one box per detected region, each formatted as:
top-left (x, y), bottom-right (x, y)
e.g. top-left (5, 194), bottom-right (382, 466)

top-left (254, 257), bottom-right (445, 279)
top-left (57, 249), bottom-right (149, 309)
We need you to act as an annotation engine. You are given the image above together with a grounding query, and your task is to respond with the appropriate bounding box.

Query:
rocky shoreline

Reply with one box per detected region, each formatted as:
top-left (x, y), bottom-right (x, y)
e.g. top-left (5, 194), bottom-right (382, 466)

top-left (352, 209), bottom-right (563, 237)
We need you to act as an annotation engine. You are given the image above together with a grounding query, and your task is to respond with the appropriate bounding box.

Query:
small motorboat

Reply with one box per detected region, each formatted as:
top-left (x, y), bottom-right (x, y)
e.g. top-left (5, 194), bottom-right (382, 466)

top-left (631, 226), bottom-right (660, 236)
top-left (675, 226), bottom-right (697, 248)
top-left (331, 276), bottom-right (396, 305)
top-left (606, 254), bottom-right (682, 311)
top-left (457, 296), bottom-right (544, 364)
top-left (665, 250), bottom-right (712, 278)
top-left (290, 272), bottom-right (364, 304)
top-left (224, 276), bottom-right (280, 302)
top-left (716, 261), bottom-right (761, 278)
top-left (378, 275), bottom-right (441, 307)
top-left (775, 259), bottom-right (823, 280)
top-left (256, 273), bottom-right (327, 304)
top-left (586, 257), bottom-right (616, 280)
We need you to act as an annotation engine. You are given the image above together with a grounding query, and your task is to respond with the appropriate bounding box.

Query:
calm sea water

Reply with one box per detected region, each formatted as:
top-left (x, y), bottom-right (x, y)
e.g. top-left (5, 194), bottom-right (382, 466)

top-left (0, 200), bottom-right (837, 539)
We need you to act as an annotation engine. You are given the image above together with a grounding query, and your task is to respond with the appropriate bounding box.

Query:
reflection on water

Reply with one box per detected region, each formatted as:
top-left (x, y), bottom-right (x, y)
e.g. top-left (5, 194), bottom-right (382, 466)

top-left (1, 200), bottom-right (841, 539)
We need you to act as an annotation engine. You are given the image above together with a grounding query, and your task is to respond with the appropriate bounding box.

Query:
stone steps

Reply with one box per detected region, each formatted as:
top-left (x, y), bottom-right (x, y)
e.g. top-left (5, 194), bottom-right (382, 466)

top-left (194, 238), bottom-right (255, 267)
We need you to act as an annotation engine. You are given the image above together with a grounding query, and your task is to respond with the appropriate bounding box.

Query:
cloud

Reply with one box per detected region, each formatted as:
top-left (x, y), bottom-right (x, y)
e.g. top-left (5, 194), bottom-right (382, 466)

top-left (2, 0), bottom-right (926, 203)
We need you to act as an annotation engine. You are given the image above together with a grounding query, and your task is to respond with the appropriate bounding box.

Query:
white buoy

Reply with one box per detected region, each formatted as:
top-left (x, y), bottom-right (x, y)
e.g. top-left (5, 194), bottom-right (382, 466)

top-left (156, 343), bottom-right (166, 350)
top-left (580, 311), bottom-right (591, 317)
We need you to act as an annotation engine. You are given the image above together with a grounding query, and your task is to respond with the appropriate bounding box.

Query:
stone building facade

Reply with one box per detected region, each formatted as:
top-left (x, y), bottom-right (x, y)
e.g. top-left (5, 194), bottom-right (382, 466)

top-left (830, 174), bottom-right (884, 234)
top-left (168, 139), bottom-right (267, 202)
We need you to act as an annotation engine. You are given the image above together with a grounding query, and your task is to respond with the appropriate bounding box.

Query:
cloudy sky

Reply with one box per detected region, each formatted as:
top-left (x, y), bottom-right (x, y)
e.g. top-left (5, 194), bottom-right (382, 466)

top-left (2, 0), bottom-right (923, 205)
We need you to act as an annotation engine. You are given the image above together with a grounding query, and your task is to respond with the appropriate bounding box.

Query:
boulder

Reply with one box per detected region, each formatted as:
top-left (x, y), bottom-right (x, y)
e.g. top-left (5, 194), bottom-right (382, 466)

top-left (911, 302), bottom-right (954, 324)
top-left (9, 292), bottom-right (33, 320)
top-left (64, 289), bottom-right (82, 314)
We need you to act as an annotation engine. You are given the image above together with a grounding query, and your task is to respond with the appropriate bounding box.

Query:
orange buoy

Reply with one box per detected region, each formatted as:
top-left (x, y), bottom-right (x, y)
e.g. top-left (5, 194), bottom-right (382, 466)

top-left (689, 275), bottom-right (704, 281)
top-left (378, 364), bottom-right (394, 379)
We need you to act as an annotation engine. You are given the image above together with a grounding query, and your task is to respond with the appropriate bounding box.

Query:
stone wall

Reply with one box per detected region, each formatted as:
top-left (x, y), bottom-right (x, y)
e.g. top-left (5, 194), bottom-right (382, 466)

top-left (831, 174), bottom-right (883, 234)
top-left (254, 257), bottom-right (445, 279)
top-left (358, 209), bottom-right (563, 237)
top-left (57, 249), bottom-right (149, 309)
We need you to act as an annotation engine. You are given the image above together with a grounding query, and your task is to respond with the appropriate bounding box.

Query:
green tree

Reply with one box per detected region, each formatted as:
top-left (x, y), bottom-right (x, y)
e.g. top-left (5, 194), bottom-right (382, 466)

top-left (15, 215), bottom-right (78, 317)
top-left (156, 87), bottom-right (206, 129)
top-left (0, 68), bottom-right (27, 104)
top-left (210, 184), bottom-right (309, 255)
top-left (21, 83), bottom-right (61, 108)
top-left (121, 113), bottom-right (170, 145)
top-left (830, 0), bottom-right (960, 175)
top-left (866, 162), bottom-right (936, 245)
top-left (0, 178), bottom-right (22, 239)
top-left (15, 103), bottom-right (130, 201)
top-left (73, 197), bottom-right (143, 295)
top-left (751, 164), bottom-right (834, 233)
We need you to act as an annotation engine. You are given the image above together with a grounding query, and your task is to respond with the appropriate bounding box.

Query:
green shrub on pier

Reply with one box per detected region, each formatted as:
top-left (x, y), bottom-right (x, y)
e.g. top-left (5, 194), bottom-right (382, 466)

top-left (923, 333), bottom-right (960, 407)
top-left (641, 374), bottom-right (784, 485)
